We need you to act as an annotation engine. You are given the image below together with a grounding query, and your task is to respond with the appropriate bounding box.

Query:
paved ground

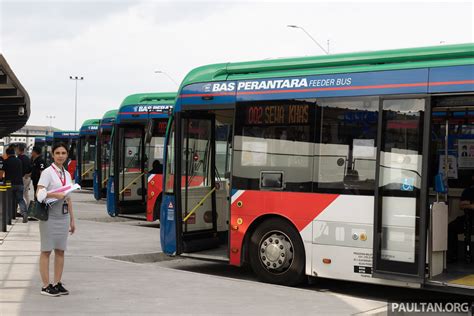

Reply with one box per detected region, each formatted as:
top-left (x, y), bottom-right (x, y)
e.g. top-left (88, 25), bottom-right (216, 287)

top-left (0, 191), bottom-right (467, 315)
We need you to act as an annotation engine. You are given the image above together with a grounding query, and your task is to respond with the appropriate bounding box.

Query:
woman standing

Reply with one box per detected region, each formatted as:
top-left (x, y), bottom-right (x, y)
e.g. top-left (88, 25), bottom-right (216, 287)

top-left (36, 142), bottom-right (76, 297)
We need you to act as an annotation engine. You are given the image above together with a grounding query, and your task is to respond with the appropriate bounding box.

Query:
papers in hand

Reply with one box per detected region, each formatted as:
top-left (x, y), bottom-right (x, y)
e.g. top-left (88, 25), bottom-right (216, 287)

top-left (37, 184), bottom-right (81, 205)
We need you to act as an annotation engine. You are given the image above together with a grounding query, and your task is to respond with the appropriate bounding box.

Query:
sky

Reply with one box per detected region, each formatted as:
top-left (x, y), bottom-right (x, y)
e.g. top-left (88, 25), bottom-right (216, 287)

top-left (0, 0), bottom-right (473, 131)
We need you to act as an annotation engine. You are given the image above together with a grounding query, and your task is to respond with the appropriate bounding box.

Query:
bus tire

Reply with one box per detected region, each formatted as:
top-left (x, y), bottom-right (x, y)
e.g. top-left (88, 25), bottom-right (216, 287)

top-left (248, 218), bottom-right (305, 286)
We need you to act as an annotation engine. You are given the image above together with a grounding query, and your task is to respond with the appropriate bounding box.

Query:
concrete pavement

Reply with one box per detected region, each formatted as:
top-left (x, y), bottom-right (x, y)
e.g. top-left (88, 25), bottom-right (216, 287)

top-left (0, 192), bottom-right (389, 315)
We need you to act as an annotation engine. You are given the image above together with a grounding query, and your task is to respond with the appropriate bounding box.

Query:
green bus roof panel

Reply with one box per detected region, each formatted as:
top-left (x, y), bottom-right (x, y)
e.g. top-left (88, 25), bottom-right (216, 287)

top-left (180, 43), bottom-right (474, 86)
top-left (81, 119), bottom-right (100, 127)
top-left (119, 92), bottom-right (177, 110)
top-left (102, 109), bottom-right (118, 120)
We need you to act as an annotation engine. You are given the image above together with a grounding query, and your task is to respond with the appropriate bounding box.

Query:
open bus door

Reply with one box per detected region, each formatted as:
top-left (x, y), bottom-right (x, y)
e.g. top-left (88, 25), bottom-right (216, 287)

top-left (372, 98), bottom-right (430, 283)
top-left (112, 125), bottom-right (146, 215)
top-left (174, 112), bottom-right (220, 254)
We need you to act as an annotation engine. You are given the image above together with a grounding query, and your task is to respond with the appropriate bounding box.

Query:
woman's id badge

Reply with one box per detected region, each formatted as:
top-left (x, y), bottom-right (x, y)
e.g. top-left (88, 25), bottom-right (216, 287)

top-left (62, 202), bottom-right (69, 215)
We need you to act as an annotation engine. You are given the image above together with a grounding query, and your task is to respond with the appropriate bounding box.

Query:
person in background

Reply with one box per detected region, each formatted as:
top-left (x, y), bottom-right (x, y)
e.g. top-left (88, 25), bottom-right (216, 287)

top-left (0, 147), bottom-right (28, 223)
top-left (17, 144), bottom-right (32, 207)
top-left (448, 174), bottom-right (474, 263)
top-left (0, 145), bottom-right (15, 181)
top-left (0, 154), bottom-right (4, 181)
top-left (149, 160), bottom-right (163, 174)
top-left (31, 146), bottom-right (47, 198)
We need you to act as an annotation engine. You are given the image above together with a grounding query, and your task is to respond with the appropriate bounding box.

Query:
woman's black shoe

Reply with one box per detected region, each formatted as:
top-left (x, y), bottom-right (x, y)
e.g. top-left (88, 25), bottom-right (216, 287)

top-left (41, 284), bottom-right (60, 297)
top-left (54, 282), bottom-right (69, 295)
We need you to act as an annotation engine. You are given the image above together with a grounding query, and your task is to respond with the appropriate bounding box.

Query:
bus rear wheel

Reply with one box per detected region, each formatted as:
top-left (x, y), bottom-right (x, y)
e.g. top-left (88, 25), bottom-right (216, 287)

top-left (248, 218), bottom-right (305, 286)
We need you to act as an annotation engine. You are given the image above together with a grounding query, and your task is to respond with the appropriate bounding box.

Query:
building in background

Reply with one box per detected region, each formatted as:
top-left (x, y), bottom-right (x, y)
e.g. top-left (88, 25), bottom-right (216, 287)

top-left (0, 125), bottom-right (60, 154)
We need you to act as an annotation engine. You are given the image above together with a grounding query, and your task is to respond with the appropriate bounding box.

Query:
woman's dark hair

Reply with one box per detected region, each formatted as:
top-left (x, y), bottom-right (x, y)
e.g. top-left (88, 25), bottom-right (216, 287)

top-left (52, 142), bottom-right (69, 154)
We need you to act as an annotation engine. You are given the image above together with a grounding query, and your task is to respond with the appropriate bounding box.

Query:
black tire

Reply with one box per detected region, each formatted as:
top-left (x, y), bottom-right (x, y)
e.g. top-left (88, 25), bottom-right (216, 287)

top-left (248, 217), bottom-right (306, 286)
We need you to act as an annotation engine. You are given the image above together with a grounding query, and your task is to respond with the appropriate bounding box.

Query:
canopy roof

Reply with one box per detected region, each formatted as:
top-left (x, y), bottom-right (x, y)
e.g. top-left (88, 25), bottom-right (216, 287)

top-left (0, 54), bottom-right (30, 137)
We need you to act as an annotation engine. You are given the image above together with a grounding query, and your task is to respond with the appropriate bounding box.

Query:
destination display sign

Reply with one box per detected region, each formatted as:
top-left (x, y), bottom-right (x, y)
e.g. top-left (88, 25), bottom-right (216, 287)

top-left (244, 103), bottom-right (310, 125)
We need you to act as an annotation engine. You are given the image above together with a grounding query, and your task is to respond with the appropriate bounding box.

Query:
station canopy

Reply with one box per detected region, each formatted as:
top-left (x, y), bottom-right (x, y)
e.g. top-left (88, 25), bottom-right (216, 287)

top-left (0, 54), bottom-right (30, 138)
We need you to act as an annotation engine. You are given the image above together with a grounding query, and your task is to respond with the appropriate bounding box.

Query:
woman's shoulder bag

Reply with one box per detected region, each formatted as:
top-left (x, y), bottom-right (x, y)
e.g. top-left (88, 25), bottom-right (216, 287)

top-left (27, 200), bottom-right (49, 221)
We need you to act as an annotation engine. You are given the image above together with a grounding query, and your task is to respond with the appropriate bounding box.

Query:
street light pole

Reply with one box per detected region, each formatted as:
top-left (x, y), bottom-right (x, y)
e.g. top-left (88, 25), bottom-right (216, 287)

top-left (46, 115), bottom-right (55, 135)
top-left (154, 70), bottom-right (178, 86)
top-left (69, 75), bottom-right (84, 130)
top-left (287, 25), bottom-right (329, 55)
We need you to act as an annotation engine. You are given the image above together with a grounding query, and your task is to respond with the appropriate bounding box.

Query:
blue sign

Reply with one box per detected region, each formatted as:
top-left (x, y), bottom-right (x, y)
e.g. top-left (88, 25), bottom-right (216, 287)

top-left (401, 178), bottom-right (414, 191)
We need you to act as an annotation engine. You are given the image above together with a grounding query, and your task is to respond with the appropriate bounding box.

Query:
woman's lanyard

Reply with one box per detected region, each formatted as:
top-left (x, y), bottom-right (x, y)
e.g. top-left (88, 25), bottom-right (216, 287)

top-left (52, 164), bottom-right (66, 186)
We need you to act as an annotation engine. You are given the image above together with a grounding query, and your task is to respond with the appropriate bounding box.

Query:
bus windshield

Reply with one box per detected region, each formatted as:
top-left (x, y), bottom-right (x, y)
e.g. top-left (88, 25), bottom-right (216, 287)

top-left (81, 135), bottom-right (96, 173)
top-left (147, 118), bottom-right (168, 174)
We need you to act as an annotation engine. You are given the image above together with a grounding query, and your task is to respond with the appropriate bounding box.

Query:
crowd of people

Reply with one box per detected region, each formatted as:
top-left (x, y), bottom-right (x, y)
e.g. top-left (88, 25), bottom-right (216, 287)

top-left (0, 143), bottom-right (47, 222)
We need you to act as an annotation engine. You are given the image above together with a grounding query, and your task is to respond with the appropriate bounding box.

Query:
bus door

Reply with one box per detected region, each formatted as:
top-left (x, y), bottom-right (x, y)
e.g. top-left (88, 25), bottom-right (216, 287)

top-left (145, 118), bottom-right (168, 221)
top-left (373, 98), bottom-right (429, 282)
top-left (117, 125), bottom-right (146, 214)
top-left (177, 113), bottom-right (220, 253)
top-left (95, 130), bottom-right (111, 200)
top-left (81, 135), bottom-right (96, 187)
top-left (428, 101), bottom-right (474, 289)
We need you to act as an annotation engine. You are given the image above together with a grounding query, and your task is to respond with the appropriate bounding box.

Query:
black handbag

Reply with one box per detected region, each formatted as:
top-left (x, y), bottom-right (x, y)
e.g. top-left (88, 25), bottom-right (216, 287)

top-left (27, 200), bottom-right (49, 221)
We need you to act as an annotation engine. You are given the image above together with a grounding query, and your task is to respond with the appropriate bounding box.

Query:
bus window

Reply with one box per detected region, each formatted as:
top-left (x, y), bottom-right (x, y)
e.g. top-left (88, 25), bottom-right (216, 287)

top-left (81, 135), bottom-right (96, 181)
top-left (101, 133), bottom-right (111, 183)
top-left (121, 129), bottom-right (142, 173)
top-left (216, 124), bottom-right (232, 179)
top-left (147, 119), bottom-right (168, 172)
top-left (109, 131), bottom-right (115, 178)
top-left (69, 141), bottom-right (77, 160)
top-left (181, 118), bottom-right (212, 188)
top-left (233, 100), bottom-right (315, 192)
top-left (378, 98), bottom-right (425, 266)
top-left (315, 97), bottom-right (379, 194)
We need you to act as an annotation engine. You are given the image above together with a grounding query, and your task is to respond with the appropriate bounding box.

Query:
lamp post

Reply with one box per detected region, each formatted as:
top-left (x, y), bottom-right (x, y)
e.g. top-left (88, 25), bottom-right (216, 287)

top-left (69, 75), bottom-right (84, 130)
top-left (46, 115), bottom-right (55, 135)
top-left (287, 25), bottom-right (329, 55)
top-left (154, 70), bottom-right (178, 86)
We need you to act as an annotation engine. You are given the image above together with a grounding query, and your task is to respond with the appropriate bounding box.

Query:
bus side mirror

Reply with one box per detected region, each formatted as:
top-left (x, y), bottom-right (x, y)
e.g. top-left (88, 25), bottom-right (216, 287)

top-left (434, 173), bottom-right (447, 194)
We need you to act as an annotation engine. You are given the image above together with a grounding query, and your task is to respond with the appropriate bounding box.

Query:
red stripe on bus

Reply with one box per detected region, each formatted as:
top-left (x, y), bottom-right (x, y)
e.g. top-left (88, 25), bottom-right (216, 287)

top-left (428, 80), bottom-right (474, 86)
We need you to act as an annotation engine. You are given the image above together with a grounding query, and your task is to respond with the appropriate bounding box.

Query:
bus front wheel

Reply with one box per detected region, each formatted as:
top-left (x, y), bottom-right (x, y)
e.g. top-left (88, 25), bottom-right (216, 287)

top-left (248, 218), bottom-right (305, 286)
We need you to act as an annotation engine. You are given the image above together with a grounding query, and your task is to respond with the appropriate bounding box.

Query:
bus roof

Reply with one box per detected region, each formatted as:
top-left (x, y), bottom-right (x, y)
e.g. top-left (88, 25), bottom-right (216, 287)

top-left (119, 92), bottom-right (177, 109)
top-left (116, 92), bottom-right (176, 124)
top-left (180, 43), bottom-right (474, 86)
top-left (80, 119), bottom-right (100, 136)
top-left (81, 119), bottom-right (100, 127)
top-left (102, 109), bottom-right (118, 119)
top-left (100, 109), bottom-right (118, 130)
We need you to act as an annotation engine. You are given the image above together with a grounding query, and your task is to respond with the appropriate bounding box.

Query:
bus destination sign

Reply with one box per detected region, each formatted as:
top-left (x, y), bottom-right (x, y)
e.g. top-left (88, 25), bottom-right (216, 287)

top-left (245, 104), bottom-right (309, 125)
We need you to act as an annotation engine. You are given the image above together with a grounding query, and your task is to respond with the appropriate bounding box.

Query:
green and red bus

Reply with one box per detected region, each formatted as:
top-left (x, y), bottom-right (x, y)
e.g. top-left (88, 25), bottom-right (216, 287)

top-left (107, 92), bottom-right (175, 221)
top-left (160, 43), bottom-right (474, 294)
